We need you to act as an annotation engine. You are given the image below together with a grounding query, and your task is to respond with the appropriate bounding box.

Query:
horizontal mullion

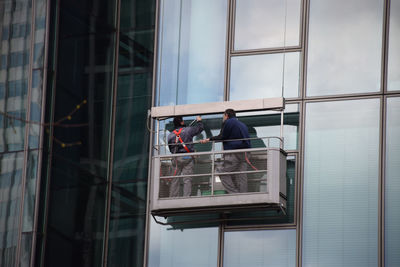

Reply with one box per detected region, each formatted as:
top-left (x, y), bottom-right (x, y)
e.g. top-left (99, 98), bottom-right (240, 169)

top-left (231, 46), bottom-right (302, 56)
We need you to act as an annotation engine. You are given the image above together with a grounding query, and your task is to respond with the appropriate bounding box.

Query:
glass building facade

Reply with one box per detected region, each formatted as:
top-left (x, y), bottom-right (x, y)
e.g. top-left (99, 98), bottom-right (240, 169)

top-left (0, 0), bottom-right (398, 267)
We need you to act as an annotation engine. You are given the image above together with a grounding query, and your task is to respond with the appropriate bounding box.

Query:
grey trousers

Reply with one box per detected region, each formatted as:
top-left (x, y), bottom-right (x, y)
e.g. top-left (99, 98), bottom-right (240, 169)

top-left (170, 156), bottom-right (194, 197)
top-left (221, 153), bottom-right (248, 193)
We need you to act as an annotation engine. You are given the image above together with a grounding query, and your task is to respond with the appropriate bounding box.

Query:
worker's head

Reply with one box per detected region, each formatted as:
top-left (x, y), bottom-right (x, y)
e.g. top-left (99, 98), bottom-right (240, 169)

top-left (224, 109), bottom-right (236, 121)
top-left (173, 116), bottom-right (184, 127)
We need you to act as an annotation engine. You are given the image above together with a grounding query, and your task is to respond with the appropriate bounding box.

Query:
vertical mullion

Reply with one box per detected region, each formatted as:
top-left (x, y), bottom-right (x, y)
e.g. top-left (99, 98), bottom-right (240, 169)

top-left (382, 0), bottom-right (390, 94)
top-left (218, 223), bottom-right (225, 267)
top-left (380, 95), bottom-right (387, 267)
top-left (224, 0), bottom-right (234, 101)
top-left (297, 0), bottom-right (310, 265)
top-left (35, 0), bottom-right (60, 265)
top-left (102, 0), bottom-right (121, 266)
top-left (16, 0), bottom-right (36, 265)
top-left (30, 0), bottom-right (52, 265)
top-left (301, 0), bottom-right (310, 101)
top-left (380, 0), bottom-right (391, 265)
top-left (143, 0), bottom-right (160, 265)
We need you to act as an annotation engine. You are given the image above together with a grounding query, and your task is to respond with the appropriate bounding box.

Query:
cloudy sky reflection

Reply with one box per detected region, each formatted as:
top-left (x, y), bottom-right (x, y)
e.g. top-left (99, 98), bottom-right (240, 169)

top-left (307, 0), bottom-right (383, 96)
top-left (157, 0), bottom-right (226, 106)
top-left (234, 0), bottom-right (301, 50)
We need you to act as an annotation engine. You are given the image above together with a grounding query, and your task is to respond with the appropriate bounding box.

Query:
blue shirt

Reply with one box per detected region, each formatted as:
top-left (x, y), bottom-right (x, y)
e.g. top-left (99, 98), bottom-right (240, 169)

top-left (221, 117), bottom-right (251, 150)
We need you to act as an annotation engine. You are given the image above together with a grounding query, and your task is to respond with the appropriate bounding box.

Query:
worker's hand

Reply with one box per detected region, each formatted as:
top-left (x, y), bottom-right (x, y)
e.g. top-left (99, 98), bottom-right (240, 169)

top-left (200, 138), bottom-right (210, 144)
top-left (196, 116), bottom-right (202, 121)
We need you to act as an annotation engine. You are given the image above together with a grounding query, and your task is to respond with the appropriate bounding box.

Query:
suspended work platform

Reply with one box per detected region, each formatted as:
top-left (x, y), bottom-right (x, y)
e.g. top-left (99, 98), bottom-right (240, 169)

top-left (149, 97), bottom-right (287, 222)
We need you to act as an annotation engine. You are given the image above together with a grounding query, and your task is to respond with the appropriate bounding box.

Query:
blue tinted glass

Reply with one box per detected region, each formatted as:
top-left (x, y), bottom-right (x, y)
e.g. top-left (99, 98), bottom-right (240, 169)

top-left (385, 97), bottom-right (400, 266)
top-left (0, 55), bottom-right (7, 69)
top-left (230, 52), bottom-right (300, 100)
top-left (156, 0), bottom-right (227, 106)
top-left (303, 99), bottom-right (380, 266)
top-left (224, 229), bottom-right (296, 267)
top-left (388, 0), bottom-right (400, 91)
top-left (0, 152), bottom-right (24, 267)
top-left (307, 0), bottom-right (383, 96)
top-left (148, 220), bottom-right (218, 267)
top-left (1, 27), bottom-right (9, 40)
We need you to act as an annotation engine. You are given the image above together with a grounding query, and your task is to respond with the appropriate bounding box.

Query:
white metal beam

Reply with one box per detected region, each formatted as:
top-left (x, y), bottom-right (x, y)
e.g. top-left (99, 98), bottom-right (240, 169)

top-left (151, 97), bottom-right (285, 118)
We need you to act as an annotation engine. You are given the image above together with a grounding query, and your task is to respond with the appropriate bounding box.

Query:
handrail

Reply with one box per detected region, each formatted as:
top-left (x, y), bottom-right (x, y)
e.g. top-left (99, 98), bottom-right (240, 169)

top-left (153, 136), bottom-right (284, 156)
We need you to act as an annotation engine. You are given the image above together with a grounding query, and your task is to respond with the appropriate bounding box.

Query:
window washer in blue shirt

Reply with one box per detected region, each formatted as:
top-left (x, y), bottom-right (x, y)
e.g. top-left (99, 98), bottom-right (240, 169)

top-left (201, 109), bottom-right (251, 193)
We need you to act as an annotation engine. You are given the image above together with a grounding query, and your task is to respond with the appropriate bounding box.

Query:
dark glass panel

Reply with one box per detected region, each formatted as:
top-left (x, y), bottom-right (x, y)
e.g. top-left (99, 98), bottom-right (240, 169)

top-left (44, 0), bottom-right (117, 266)
top-left (44, 182), bottom-right (107, 267)
top-left (120, 0), bottom-right (155, 31)
top-left (107, 1), bottom-right (155, 266)
top-left (107, 183), bottom-right (147, 267)
top-left (113, 73), bottom-right (151, 181)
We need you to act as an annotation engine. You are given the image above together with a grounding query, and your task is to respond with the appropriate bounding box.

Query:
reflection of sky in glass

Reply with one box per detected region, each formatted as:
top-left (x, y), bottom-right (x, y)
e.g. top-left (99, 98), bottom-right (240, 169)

top-left (235, 0), bottom-right (301, 50)
top-left (388, 0), bottom-right (400, 91)
top-left (303, 99), bottom-right (379, 266)
top-left (307, 0), bottom-right (383, 96)
top-left (385, 97), bottom-right (400, 266)
top-left (156, 0), bottom-right (227, 106)
top-left (148, 219), bottom-right (218, 267)
top-left (224, 229), bottom-right (296, 267)
top-left (230, 52), bottom-right (300, 100)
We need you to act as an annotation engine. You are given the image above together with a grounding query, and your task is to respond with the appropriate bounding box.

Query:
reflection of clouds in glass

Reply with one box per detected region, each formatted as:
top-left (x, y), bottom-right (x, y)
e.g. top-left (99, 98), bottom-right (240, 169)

top-left (224, 230), bottom-right (296, 267)
top-left (148, 219), bottom-right (218, 267)
top-left (157, 0), bottom-right (226, 106)
top-left (230, 52), bottom-right (300, 100)
top-left (235, 0), bottom-right (301, 50)
top-left (388, 0), bottom-right (400, 91)
top-left (307, 0), bottom-right (383, 96)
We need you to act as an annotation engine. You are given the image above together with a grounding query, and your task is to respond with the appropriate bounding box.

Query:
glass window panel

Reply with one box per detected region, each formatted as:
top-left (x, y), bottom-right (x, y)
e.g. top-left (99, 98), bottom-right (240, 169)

top-left (224, 229), bottom-right (296, 267)
top-left (0, 152), bottom-right (24, 267)
top-left (20, 232), bottom-right (32, 267)
top-left (113, 74), bottom-right (151, 182)
top-left (385, 97), bottom-right (400, 266)
top-left (230, 52), bottom-right (300, 100)
top-left (234, 0), bottom-right (301, 50)
top-left (237, 104), bottom-right (299, 151)
top-left (388, 0), bottom-right (400, 91)
top-left (107, 183), bottom-right (147, 267)
top-left (303, 99), bottom-right (380, 266)
top-left (22, 150), bottom-right (38, 232)
top-left (0, 0), bottom-right (32, 153)
top-left (156, 0), bottom-right (227, 106)
top-left (43, 0), bottom-right (116, 265)
top-left (307, 0), bottom-right (383, 96)
top-left (148, 219), bottom-right (218, 267)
